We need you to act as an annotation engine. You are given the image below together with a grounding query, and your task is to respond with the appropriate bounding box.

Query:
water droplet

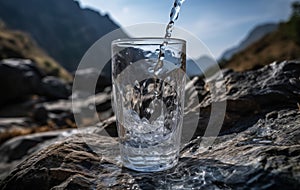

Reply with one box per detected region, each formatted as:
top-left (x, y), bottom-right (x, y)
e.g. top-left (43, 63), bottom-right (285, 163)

top-left (148, 67), bottom-right (155, 73)
top-left (88, 104), bottom-right (94, 110)
top-left (171, 110), bottom-right (177, 115)
top-left (154, 89), bottom-right (160, 96)
top-left (165, 76), bottom-right (171, 83)
top-left (134, 80), bottom-right (140, 89)
top-left (154, 68), bottom-right (163, 75)
top-left (159, 55), bottom-right (165, 61)
top-left (146, 108), bottom-right (154, 114)
top-left (145, 52), bottom-right (152, 57)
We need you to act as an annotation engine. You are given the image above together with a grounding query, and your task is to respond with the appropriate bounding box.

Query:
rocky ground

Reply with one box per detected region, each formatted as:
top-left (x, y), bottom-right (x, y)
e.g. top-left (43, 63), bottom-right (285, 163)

top-left (0, 60), bottom-right (299, 189)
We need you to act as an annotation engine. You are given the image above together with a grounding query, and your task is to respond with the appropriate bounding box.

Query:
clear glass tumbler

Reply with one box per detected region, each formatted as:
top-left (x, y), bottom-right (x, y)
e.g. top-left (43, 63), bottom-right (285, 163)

top-left (112, 38), bottom-right (186, 172)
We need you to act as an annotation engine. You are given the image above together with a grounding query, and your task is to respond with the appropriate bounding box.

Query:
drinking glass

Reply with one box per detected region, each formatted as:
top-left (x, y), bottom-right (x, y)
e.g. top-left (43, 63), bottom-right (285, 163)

top-left (112, 38), bottom-right (186, 172)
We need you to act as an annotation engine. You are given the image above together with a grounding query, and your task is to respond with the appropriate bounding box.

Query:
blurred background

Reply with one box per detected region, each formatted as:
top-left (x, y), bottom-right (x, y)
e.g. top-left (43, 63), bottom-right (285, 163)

top-left (0, 0), bottom-right (300, 187)
top-left (0, 0), bottom-right (299, 158)
top-left (79, 0), bottom-right (297, 58)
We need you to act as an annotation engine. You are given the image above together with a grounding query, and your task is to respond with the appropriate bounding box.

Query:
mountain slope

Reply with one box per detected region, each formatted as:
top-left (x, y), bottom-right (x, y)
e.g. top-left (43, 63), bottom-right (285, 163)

top-left (224, 15), bottom-right (300, 71)
top-left (0, 21), bottom-right (72, 81)
top-left (0, 0), bottom-right (127, 71)
top-left (221, 23), bottom-right (278, 60)
top-left (186, 56), bottom-right (216, 77)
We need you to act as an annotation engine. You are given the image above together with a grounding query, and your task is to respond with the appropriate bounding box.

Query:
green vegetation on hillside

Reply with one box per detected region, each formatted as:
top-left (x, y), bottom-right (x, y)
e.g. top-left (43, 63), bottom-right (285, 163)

top-left (224, 1), bottom-right (300, 71)
top-left (282, 2), bottom-right (300, 44)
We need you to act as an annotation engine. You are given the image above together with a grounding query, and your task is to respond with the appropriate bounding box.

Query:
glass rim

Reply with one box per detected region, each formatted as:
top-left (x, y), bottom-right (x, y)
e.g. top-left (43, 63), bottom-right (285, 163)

top-left (112, 37), bottom-right (186, 46)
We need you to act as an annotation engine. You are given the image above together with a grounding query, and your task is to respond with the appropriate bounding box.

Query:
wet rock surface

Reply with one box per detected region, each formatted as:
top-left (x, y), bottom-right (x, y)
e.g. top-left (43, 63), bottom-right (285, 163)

top-left (0, 61), bottom-right (299, 189)
top-left (0, 109), bottom-right (299, 189)
top-left (193, 61), bottom-right (300, 136)
top-left (0, 129), bottom-right (79, 180)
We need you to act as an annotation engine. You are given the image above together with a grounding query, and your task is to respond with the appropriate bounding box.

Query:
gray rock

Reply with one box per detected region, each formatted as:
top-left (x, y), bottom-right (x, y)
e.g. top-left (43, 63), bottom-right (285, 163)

top-left (42, 91), bottom-right (113, 125)
top-left (39, 76), bottom-right (71, 100)
top-left (0, 59), bottom-right (71, 106)
top-left (0, 59), bottom-right (44, 105)
top-left (1, 61), bottom-right (299, 189)
top-left (73, 68), bottom-right (112, 93)
top-left (0, 98), bottom-right (43, 118)
top-left (0, 129), bottom-right (80, 181)
top-left (0, 109), bottom-right (299, 189)
top-left (32, 105), bottom-right (48, 124)
top-left (194, 61), bottom-right (300, 136)
top-left (0, 118), bottom-right (32, 144)
top-left (0, 90), bottom-right (112, 146)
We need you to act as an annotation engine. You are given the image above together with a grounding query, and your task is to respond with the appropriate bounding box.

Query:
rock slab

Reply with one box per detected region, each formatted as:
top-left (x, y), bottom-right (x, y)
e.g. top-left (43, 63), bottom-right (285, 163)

top-left (1, 61), bottom-right (300, 189)
top-left (0, 109), bottom-right (299, 189)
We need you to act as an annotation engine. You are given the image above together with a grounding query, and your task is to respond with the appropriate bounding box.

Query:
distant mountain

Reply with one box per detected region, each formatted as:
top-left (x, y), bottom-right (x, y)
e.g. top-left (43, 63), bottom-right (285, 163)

top-left (186, 56), bottom-right (216, 77)
top-left (224, 14), bottom-right (300, 71)
top-left (0, 21), bottom-right (72, 81)
top-left (0, 0), bottom-right (127, 71)
top-left (221, 23), bottom-right (278, 61)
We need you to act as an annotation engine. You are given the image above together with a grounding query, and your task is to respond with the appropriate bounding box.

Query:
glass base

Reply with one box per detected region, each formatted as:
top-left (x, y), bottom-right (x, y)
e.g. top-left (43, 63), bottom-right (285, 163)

top-left (121, 152), bottom-right (179, 172)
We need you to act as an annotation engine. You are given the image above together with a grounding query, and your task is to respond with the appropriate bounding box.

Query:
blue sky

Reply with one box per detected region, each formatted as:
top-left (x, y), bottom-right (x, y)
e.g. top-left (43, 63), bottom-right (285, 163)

top-left (78, 0), bottom-right (295, 58)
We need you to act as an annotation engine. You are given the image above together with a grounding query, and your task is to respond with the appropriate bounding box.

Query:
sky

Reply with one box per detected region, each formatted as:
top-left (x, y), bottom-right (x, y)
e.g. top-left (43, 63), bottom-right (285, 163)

top-left (78, 0), bottom-right (295, 59)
